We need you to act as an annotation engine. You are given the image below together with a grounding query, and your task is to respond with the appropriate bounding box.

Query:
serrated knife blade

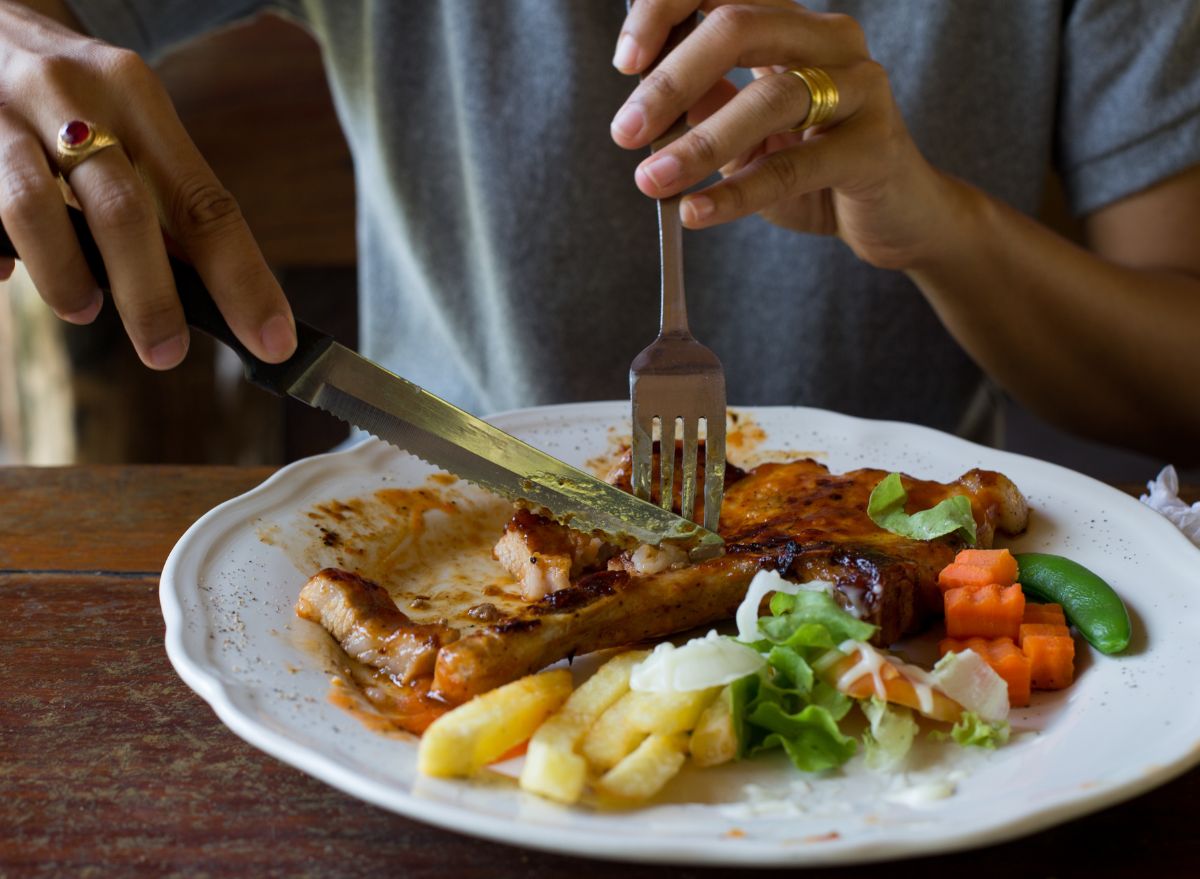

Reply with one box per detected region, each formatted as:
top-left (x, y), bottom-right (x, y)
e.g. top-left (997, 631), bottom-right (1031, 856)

top-left (0, 208), bottom-right (723, 559)
top-left (287, 342), bottom-right (722, 556)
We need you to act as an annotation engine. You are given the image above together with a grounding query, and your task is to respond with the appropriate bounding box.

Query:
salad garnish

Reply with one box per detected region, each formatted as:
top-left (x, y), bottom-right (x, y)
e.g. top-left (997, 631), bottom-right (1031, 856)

top-left (868, 471), bottom-right (978, 543)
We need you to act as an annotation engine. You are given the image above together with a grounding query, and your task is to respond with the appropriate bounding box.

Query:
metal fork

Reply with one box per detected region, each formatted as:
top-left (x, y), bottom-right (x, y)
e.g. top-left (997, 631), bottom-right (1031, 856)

top-left (628, 14), bottom-right (727, 533)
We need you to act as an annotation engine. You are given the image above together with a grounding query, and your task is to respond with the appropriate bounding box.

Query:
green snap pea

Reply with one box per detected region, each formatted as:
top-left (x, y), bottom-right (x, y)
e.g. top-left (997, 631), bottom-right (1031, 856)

top-left (1014, 552), bottom-right (1131, 654)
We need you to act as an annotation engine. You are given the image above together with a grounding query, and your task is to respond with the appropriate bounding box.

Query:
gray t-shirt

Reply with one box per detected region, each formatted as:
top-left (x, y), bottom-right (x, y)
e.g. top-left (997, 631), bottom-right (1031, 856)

top-left (64, 0), bottom-right (1200, 434)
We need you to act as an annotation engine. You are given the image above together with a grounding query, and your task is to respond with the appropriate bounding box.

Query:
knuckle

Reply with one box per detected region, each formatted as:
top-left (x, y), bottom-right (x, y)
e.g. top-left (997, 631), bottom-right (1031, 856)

top-left (125, 295), bottom-right (181, 340)
top-left (828, 13), bottom-right (867, 53)
top-left (756, 75), bottom-right (802, 126)
top-left (0, 166), bottom-right (56, 227)
top-left (857, 59), bottom-right (890, 98)
top-left (226, 259), bottom-right (278, 304)
top-left (705, 4), bottom-right (754, 39)
top-left (102, 47), bottom-right (154, 88)
top-left (172, 176), bottom-right (244, 236)
top-left (722, 180), bottom-right (747, 214)
top-left (639, 0), bottom-right (674, 18)
top-left (643, 66), bottom-right (687, 107)
top-left (91, 181), bottom-right (153, 231)
top-left (763, 151), bottom-right (800, 195)
top-left (683, 125), bottom-right (721, 168)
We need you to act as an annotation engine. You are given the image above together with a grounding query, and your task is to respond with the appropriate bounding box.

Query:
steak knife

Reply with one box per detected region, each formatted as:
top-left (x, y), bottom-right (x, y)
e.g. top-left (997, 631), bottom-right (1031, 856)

top-left (0, 209), bottom-right (723, 559)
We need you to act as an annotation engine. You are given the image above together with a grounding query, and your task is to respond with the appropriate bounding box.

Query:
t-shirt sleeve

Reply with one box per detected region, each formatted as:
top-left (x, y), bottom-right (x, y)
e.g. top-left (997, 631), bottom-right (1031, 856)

top-left (1057, 0), bottom-right (1200, 216)
top-left (61, 0), bottom-right (303, 59)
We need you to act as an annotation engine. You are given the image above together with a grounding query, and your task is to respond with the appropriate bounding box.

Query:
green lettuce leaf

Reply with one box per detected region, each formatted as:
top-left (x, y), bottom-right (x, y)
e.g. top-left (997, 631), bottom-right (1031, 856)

top-left (949, 711), bottom-right (1011, 748)
top-left (867, 472), bottom-right (978, 544)
top-left (761, 591), bottom-right (877, 646)
top-left (929, 710), bottom-right (1011, 749)
top-left (728, 587), bottom-right (874, 772)
top-left (746, 702), bottom-right (858, 772)
top-left (810, 680), bottom-right (854, 721)
top-left (861, 697), bottom-right (917, 771)
top-left (766, 645), bottom-right (814, 695)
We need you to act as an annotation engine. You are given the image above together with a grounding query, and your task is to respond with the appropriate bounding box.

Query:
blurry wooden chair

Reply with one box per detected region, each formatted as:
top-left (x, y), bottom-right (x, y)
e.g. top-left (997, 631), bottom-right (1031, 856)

top-left (0, 13), bottom-right (356, 465)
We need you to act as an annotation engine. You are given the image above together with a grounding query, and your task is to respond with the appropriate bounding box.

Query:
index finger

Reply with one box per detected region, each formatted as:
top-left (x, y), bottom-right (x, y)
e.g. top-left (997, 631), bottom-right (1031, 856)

top-left (120, 74), bottom-right (296, 363)
top-left (615, 0), bottom-right (797, 74)
top-left (612, 3), bottom-right (863, 150)
top-left (615, 0), bottom-right (698, 73)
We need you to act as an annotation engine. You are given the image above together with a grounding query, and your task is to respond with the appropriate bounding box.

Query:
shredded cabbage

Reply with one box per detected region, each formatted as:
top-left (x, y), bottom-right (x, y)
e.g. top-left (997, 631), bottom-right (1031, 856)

top-left (930, 650), bottom-right (1010, 723)
top-left (629, 630), bottom-right (765, 692)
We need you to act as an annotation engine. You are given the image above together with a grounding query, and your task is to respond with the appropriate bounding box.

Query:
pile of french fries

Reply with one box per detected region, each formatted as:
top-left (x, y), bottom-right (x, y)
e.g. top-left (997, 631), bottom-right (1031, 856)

top-left (417, 650), bottom-right (738, 806)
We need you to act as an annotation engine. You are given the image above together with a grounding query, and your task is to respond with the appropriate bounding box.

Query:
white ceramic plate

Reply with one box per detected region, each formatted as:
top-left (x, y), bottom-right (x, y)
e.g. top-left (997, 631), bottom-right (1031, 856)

top-left (161, 402), bottom-right (1200, 866)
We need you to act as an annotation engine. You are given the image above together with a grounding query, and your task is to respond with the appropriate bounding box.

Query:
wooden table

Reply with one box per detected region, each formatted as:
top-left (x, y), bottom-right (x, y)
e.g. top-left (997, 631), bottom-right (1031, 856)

top-left (2, 466), bottom-right (1197, 878)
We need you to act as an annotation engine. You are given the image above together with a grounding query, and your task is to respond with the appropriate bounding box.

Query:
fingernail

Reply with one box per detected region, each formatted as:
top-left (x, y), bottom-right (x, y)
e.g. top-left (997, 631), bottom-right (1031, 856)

top-left (260, 313), bottom-right (297, 361)
top-left (57, 289), bottom-right (104, 325)
top-left (681, 195), bottom-right (715, 225)
top-left (611, 103), bottom-right (646, 141)
top-left (147, 333), bottom-right (188, 370)
top-left (638, 154), bottom-right (682, 189)
top-left (613, 33), bottom-right (640, 72)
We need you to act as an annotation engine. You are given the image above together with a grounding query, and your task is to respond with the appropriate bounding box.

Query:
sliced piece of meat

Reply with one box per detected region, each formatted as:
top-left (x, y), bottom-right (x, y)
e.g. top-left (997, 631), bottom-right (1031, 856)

top-left (493, 442), bottom-right (737, 597)
top-left (493, 508), bottom-right (614, 601)
top-left (296, 568), bottom-right (459, 683)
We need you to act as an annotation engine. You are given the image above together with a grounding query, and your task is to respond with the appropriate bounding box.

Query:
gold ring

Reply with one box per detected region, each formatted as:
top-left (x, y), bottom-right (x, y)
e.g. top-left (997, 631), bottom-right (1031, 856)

top-left (55, 120), bottom-right (122, 176)
top-left (786, 67), bottom-right (839, 132)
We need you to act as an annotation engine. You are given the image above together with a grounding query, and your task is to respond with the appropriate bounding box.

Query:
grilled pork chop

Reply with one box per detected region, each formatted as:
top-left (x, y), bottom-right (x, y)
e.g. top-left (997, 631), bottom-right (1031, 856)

top-left (297, 453), bottom-right (1028, 704)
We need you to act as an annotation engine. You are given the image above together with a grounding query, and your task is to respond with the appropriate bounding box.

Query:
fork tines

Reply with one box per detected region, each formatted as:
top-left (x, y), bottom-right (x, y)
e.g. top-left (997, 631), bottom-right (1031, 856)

top-left (631, 397), bottom-right (726, 534)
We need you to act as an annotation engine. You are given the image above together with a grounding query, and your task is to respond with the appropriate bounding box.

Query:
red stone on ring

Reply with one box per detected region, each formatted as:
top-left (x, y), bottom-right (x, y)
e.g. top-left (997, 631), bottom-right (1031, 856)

top-left (60, 120), bottom-right (92, 148)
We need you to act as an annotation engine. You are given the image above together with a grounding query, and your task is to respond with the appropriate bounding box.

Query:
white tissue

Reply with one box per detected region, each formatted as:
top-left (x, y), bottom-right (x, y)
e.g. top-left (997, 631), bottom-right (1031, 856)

top-left (1140, 466), bottom-right (1200, 548)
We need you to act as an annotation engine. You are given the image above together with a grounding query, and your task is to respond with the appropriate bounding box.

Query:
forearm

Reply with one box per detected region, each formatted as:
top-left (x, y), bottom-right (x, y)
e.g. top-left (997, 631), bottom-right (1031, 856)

top-left (907, 175), bottom-right (1200, 460)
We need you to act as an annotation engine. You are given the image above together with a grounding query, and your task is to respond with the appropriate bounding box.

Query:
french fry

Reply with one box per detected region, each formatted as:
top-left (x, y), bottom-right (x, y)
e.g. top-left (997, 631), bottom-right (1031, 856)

top-left (582, 685), bottom-right (720, 772)
top-left (688, 684), bottom-right (737, 768)
top-left (519, 650), bottom-right (648, 804)
top-left (596, 733), bottom-right (689, 803)
top-left (580, 692), bottom-right (651, 771)
top-left (417, 669), bottom-right (572, 777)
top-left (631, 686), bottom-right (722, 734)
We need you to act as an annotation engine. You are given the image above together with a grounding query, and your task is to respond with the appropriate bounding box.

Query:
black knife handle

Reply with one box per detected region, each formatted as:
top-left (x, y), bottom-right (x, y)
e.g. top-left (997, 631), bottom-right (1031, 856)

top-left (0, 206), bottom-right (333, 396)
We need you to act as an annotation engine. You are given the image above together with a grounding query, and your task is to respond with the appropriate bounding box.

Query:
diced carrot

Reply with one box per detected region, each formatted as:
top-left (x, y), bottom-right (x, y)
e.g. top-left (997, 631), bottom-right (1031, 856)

top-left (1018, 622), bottom-right (1070, 648)
top-left (939, 637), bottom-right (1032, 707)
top-left (1022, 602), bottom-right (1066, 626)
top-left (952, 548), bottom-right (1018, 586)
top-left (937, 563), bottom-right (997, 592)
top-left (1021, 630), bottom-right (1076, 690)
top-left (944, 583), bottom-right (1025, 641)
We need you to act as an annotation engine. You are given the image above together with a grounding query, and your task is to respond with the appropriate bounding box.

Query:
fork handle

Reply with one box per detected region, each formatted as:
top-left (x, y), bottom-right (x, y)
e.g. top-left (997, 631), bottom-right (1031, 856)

top-left (629, 8), bottom-right (700, 338)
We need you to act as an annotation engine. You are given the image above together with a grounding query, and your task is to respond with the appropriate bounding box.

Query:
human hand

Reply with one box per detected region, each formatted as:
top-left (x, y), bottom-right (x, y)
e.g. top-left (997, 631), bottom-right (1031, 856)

top-left (611, 0), bottom-right (953, 271)
top-left (0, 3), bottom-right (295, 368)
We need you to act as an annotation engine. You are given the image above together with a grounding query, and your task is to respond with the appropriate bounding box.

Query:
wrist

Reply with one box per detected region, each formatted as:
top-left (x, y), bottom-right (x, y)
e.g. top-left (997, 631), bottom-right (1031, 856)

top-left (902, 171), bottom-right (992, 277)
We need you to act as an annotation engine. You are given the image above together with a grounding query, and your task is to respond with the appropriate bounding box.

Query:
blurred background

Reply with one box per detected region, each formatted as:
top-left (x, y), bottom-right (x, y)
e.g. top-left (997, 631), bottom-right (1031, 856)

top-left (0, 13), bottom-right (1183, 484)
